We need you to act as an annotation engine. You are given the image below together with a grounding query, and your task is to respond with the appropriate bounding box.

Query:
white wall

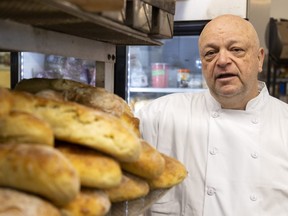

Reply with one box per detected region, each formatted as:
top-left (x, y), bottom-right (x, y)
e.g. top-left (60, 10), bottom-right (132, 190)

top-left (248, 0), bottom-right (288, 51)
top-left (270, 0), bottom-right (288, 19)
top-left (248, 0), bottom-right (271, 52)
top-left (175, 0), bottom-right (247, 21)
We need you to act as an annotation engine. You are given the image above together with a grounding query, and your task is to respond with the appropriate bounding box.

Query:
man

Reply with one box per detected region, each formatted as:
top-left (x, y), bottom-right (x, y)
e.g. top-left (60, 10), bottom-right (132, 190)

top-left (137, 14), bottom-right (288, 215)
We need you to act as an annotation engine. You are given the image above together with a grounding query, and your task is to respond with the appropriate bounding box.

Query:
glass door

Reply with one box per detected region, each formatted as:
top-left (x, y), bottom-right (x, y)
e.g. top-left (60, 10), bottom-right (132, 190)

top-left (127, 35), bottom-right (206, 113)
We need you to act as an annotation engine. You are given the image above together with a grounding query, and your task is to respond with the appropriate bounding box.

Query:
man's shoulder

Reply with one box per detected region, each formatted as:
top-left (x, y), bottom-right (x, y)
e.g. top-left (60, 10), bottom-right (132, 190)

top-left (140, 91), bottom-right (207, 112)
top-left (154, 91), bottom-right (206, 103)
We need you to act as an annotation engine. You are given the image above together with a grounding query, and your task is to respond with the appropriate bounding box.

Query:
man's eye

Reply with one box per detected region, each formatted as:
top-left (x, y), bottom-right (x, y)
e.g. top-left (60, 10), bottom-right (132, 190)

top-left (205, 50), bottom-right (216, 57)
top-left (231, 48), bottom-right (244, 53)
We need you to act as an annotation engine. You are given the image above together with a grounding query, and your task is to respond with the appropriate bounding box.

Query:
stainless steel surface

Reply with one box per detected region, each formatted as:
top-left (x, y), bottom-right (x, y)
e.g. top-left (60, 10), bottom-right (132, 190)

top-left (0, 0), bottom-right (162, 45)
top-left (129, 87), bottom-right (205, 93)
top-left (142, 0), bottom-right (176, 14)
top-left (150, 9), bottom-right (174, 39)
top-left (126, 0), bottom-right (153, 33)
top-left (107, 189), bottom-right (170, 216)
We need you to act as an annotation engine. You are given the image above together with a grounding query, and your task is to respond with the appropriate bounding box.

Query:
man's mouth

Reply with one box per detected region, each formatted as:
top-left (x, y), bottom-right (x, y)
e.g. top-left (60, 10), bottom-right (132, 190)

top-left (216, 73), bottom-right (237, 79)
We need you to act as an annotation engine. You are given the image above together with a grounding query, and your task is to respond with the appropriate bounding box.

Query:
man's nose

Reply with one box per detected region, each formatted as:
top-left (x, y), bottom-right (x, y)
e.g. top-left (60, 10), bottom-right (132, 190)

top-left (217, 50), bottom-right (231, 67)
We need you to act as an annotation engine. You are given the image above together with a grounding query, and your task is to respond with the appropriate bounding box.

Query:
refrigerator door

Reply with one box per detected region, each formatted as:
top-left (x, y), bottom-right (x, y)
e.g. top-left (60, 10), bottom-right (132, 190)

top-left (126, 34), bottom-right (206, 113)
top-left (20, 52), bottom-right (96, 86)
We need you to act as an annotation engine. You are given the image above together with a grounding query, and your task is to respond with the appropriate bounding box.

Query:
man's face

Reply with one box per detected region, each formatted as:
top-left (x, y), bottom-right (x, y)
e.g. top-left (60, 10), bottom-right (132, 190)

top-left (198, 16), bottom-right (264, 108)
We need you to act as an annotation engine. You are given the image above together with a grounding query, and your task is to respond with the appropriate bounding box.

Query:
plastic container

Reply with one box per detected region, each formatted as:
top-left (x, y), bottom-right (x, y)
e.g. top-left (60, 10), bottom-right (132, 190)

top-left (151, 63), bottom-right (168, 88)
top-left (177, 68), bottom-right (190, 88)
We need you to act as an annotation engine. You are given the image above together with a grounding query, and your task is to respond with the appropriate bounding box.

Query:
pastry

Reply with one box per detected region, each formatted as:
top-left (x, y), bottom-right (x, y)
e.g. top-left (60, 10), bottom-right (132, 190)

top-left (10, 90), bottom-right (141, 162)
top-left (56, 142), bottom-right (122, 189)
top-left (0, 143), bottom-right (80, 206)
top-left (0, 187), bottom-right (61, 216)
top-left (0, 111), bottom-right (54, 146)
top-left (120, 139), bottom-right (165, 179)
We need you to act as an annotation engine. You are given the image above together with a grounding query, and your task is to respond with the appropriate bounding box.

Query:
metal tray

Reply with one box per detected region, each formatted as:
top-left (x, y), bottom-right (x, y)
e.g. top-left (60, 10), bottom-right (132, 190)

top-left (107, 189), bottom-right (169, 216)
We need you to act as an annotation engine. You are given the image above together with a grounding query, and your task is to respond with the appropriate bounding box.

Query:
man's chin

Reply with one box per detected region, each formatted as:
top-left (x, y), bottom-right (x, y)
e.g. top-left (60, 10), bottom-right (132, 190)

top-left (216, 87), bottom-right (240, 98)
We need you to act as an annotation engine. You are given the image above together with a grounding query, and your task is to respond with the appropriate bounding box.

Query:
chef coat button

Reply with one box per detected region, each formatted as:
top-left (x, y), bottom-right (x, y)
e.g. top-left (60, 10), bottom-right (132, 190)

top-left (209, 147), bottom-right (218, 155)
top-left (250, 194), bottom-right (257, 201)
top-left (212, 111), bottom-right (219, 118)
top-left (251, 152), bottom-right (258, 159)
top-left (207, 187), bottom-right (216, 196)
top-left (251, 118), bottom-right (259, 124)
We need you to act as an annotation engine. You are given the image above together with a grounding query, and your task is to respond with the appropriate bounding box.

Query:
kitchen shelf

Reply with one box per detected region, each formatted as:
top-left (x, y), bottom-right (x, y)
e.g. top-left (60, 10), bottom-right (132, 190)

top-left (0, 0), bottom-right (162, 47)
top-left (129, 87), bottom-right (206, 93)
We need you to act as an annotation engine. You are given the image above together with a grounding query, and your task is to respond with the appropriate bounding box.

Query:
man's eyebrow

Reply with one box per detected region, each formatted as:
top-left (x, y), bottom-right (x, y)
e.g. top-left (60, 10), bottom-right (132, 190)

top-left (201, 40), bottom-right (240, 49)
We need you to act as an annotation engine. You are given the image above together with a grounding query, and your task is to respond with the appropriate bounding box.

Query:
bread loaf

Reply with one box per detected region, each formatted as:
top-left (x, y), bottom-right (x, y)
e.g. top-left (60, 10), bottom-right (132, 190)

top-left (0, 87), bottom-right (12, 116)
top-left (147, 153), bottom-right (188, 189)
top-left (15, 78), bottom-right (134, 117)
top-left (61, 188), bottom-right (111, 216)
top-left (15, 78), bottom-right (141, 137)
top-left (0, 111), bottom-right (54, 146)
top-left (0, 187), bottom-right (61, 216)
top-left (104, 173), bottom-right (149, 202)
top-left (120, 139), bottom-right (165, 179)
top-left (0, 143), bottom-right (80, 206)
top-left (56, 142), bottom-right (122, 189)
top-left (10, 90), bottom-right (141, 162)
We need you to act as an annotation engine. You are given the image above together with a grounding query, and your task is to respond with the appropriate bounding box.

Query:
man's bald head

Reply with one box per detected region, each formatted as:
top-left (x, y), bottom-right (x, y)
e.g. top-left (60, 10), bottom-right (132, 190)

top-left (199, 14), bottom-right (261, 51)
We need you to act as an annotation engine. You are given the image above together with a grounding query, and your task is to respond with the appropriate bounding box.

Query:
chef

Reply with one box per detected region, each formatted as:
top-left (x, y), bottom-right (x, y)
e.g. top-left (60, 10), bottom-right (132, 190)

top-left (137, 14), bottom-right (288, 216)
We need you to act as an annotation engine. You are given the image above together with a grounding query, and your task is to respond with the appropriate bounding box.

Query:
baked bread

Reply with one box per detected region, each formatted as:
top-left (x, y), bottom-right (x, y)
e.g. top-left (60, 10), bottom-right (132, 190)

top-left (0, 111), bottom-right (54, 146)
top-left (0, 187), bottom-right (61, 216)
top-left (35, 89), bottom-right (64, 101)
top-left (15, 78), bottom-right (141, 137)
top-left (61, 188), bottom-right (111, 216)
top-left (56, 142), bottom-right (122, 189)
top-left (0, 87), bottom-right (12, 116)
top-left (104, 172), bottom-right (149, 202)
top-left (10, 90), bottom-right (141, 162)
top-left (15, 78), bottom-right (134, 117)
top-left (120, 139), bottom-right (165, 179)
top-left (147, 153), bottom-right (188, 189)
top-left (0, 143), bottom-right (80, 206)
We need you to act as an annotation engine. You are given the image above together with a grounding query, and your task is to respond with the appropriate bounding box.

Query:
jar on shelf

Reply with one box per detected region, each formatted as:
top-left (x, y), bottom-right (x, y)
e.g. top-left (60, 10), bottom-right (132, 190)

top-left (151, 63), bottom-right (168, 88)
top-left (177, 68), bottom-right (190, 88)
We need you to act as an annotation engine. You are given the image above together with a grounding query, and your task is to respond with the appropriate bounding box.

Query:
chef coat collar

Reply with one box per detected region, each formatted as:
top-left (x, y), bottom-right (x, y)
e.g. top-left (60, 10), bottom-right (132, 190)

top-left (204, 81), bottom-right (269, 112)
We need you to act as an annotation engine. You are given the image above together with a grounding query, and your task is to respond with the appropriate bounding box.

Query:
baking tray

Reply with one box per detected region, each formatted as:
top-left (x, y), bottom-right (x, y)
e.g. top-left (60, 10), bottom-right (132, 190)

top-left (107, 189), bottom-right (169, 216)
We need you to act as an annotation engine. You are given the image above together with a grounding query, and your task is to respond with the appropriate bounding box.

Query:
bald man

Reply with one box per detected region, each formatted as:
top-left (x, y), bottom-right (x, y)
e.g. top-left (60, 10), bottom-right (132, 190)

top-left (138, 14), bottom-right (288, 216)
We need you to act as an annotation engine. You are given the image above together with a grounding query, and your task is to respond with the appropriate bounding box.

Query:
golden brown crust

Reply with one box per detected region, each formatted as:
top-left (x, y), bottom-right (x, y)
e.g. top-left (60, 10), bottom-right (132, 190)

top-left (56, 142), bottom-right (122, 189)
top-left (120, 139), bottom-right (165, 179)
top-left (0, 143), bottom-right (80, 206)
top-left (60, 188), bottom-right (111, 216)
top-left (35, 89), bottom-right (64, 101)
top-left (0, 187), bottom-right (61, 216)
top-left (15, 78), bottom-right (134, 117)
top-left (0, 111), bottom-right (54, 146)
top-left (10, 90), bottom-right (141, 162)
top-left (0, 87), bottom-right (12, 117)
top-left (15, 78), bottom-right (141, 137)
top-left (147, 153), bottom-right (188, 190)
top-left (104, 173), bottom-right (149, 202)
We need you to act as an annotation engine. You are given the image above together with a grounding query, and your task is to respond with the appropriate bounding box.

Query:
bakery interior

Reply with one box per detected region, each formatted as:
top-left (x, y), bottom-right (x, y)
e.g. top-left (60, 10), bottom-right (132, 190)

top-left (0, 0), bottom-right (288, 215)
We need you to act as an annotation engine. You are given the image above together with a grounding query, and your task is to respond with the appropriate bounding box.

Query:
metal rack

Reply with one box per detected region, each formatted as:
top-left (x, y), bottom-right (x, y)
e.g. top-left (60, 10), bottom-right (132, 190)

top-left (0, 0), bottom-right (163, 91)
top-left (0, 0), bottom-right (162, 47)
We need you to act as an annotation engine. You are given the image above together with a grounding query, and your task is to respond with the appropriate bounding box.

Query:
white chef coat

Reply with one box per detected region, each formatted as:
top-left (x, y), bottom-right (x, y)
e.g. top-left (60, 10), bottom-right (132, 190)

top-left (136, 82), bottom-right (288, 216)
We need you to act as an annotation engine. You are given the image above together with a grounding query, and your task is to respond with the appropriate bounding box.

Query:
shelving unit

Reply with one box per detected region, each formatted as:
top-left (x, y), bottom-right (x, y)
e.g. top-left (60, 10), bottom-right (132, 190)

top-left (267, 55), bottom-right (288, 102)
top-left (129, 87), bottom-right (205, 93)
top-left (266, 18), bottom-right (288, 102)
top-left (0, 0), bottom-right (174, 214)
top-left (0, 0), bottom-right (163, 91)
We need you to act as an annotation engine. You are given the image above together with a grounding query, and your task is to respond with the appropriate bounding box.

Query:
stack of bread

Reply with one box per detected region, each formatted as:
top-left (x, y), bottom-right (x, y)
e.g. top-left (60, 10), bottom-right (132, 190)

top-left (0, 78), bottom-right (187, 216)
